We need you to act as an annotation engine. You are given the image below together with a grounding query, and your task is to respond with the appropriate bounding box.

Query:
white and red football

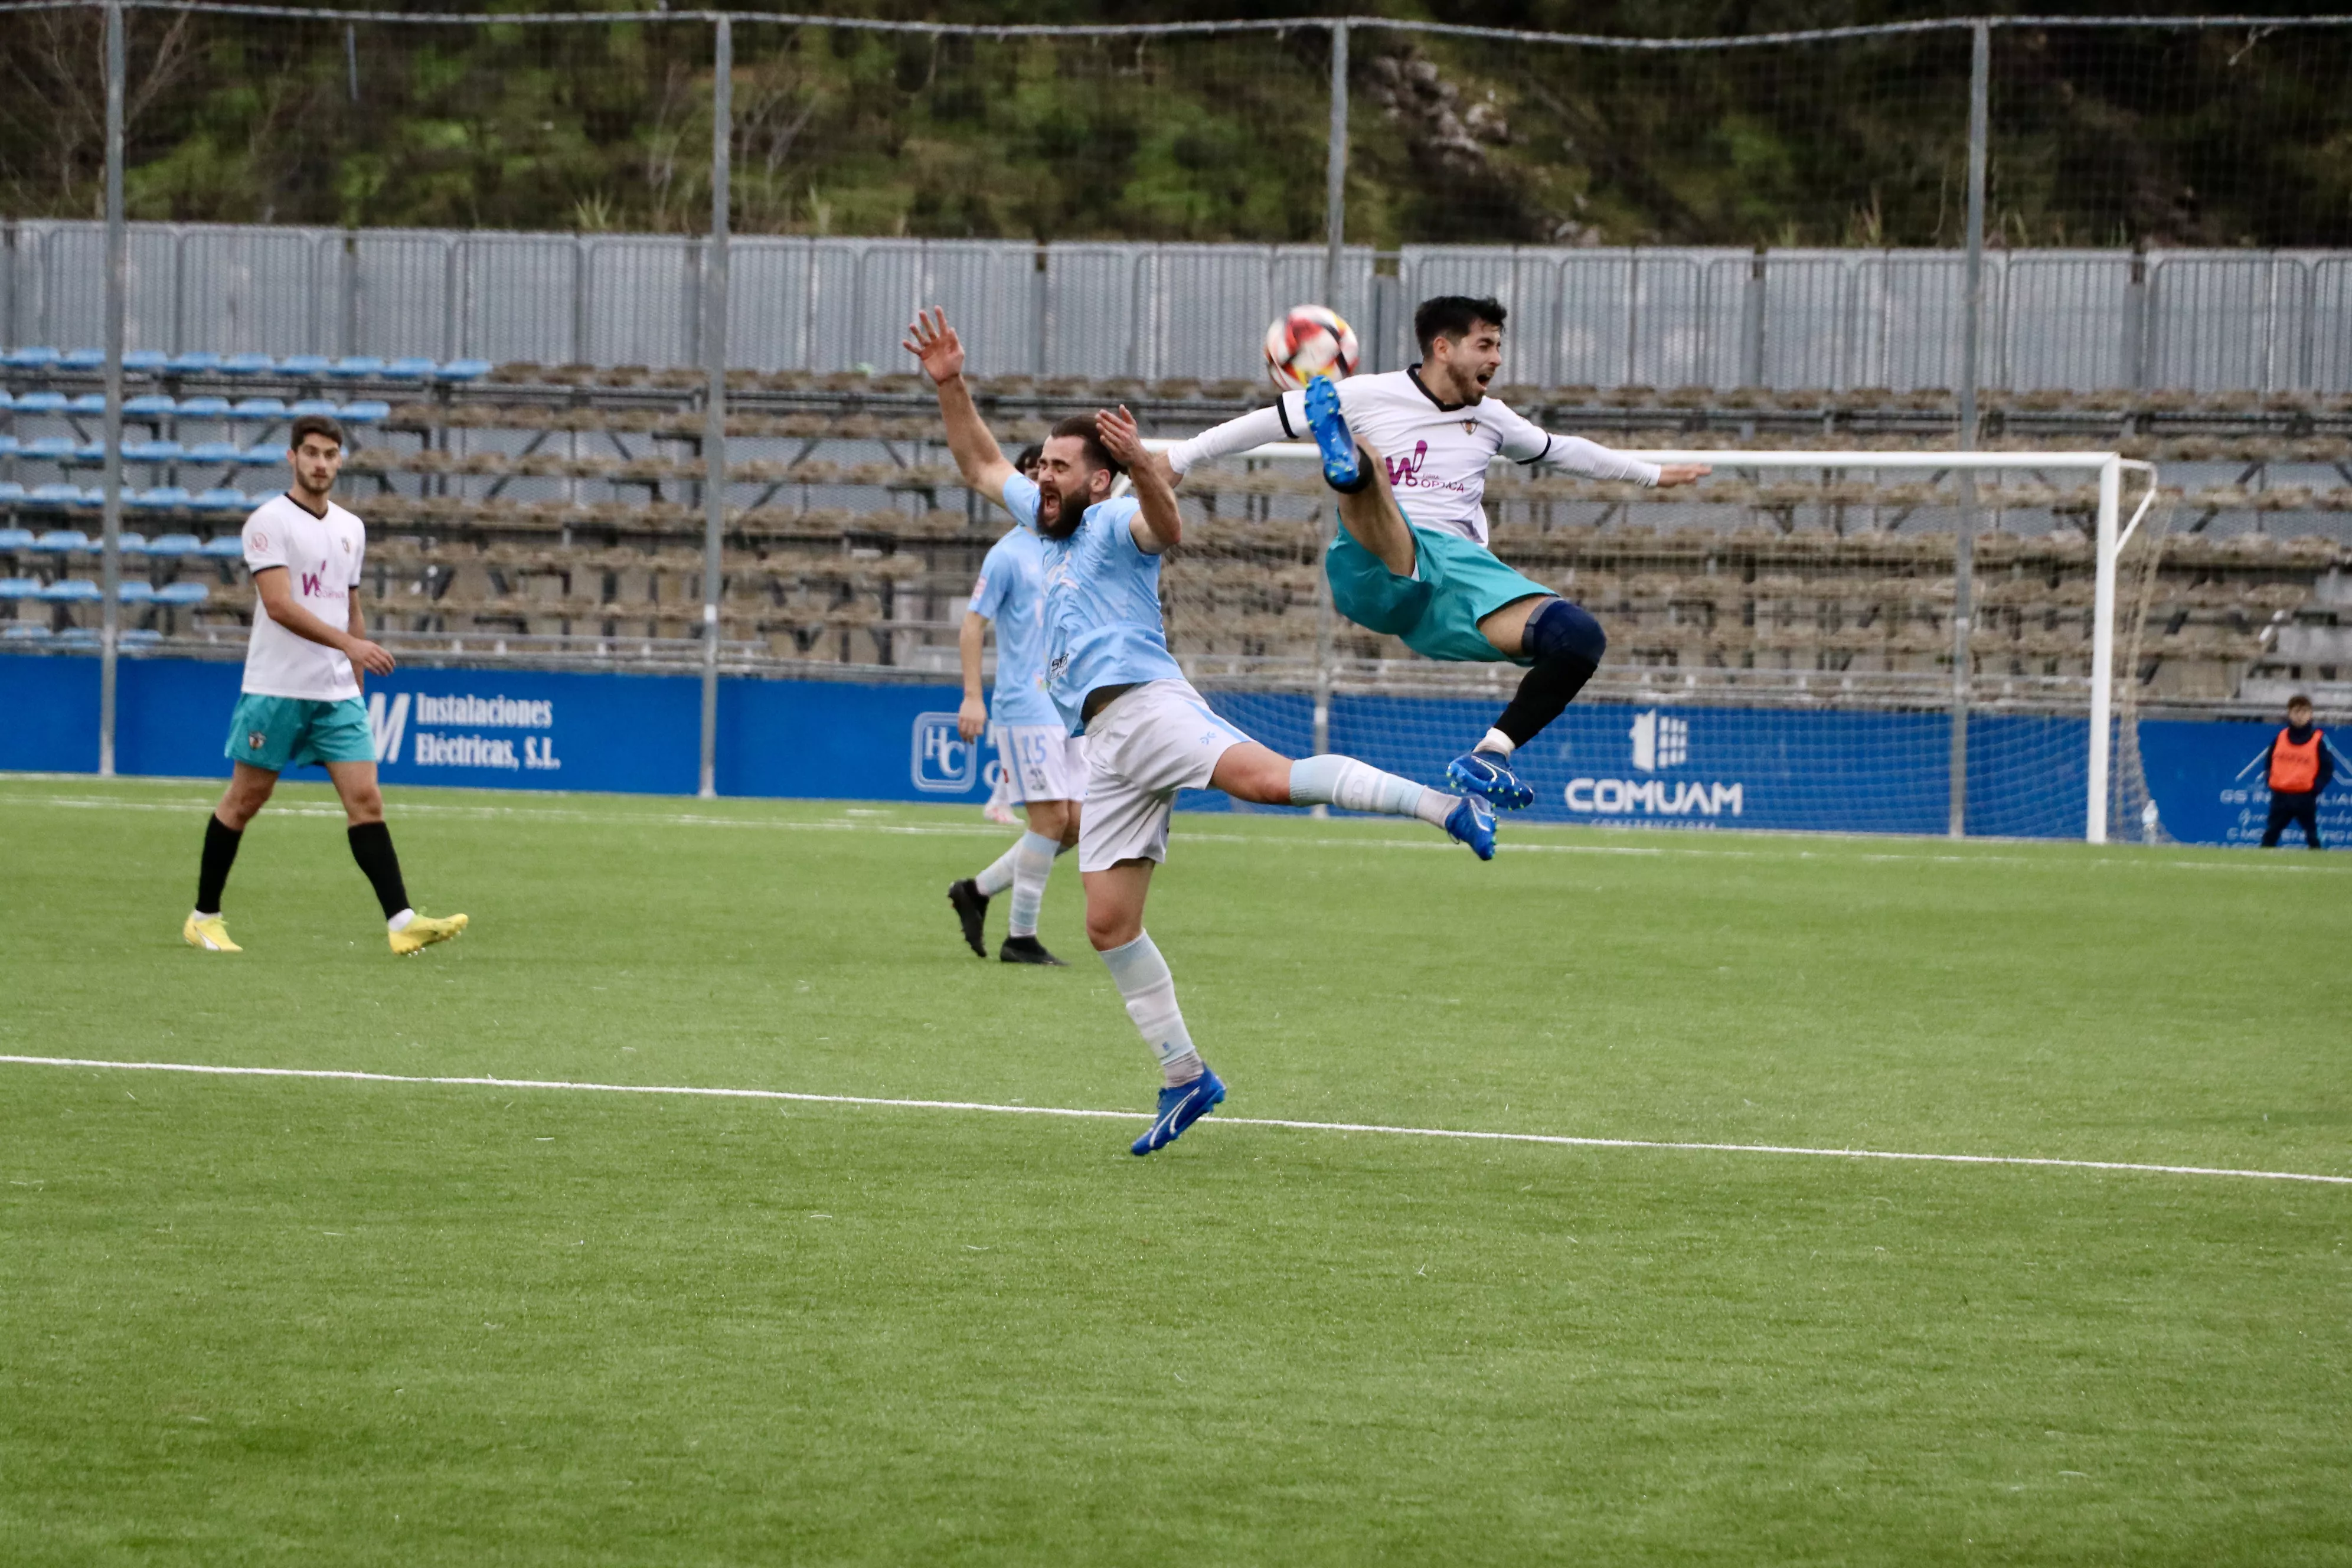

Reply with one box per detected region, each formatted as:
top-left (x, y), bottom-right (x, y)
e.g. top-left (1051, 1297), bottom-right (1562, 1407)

top-left (1263, 304), bottom-right (1361, 390)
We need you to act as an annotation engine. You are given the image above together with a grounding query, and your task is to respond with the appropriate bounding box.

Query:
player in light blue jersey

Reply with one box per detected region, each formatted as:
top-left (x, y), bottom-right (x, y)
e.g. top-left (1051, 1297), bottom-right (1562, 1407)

top-left (948, 488), bottom-right (1085, 966)
top-left (909, 306), bottom-right (1498, 1156)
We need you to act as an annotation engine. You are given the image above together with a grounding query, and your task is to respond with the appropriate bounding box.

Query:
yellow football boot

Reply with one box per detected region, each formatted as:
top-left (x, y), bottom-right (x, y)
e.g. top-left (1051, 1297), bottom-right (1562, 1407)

top-left (390, 912), bottom-right (469, 956)
top-left (182, 913), bottom-right (241, 952)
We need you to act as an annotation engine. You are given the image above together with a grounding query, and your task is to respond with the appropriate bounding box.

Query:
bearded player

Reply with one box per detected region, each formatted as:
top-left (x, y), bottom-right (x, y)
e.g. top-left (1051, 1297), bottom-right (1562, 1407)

top-left (1161, 295), bottom-right (1709, 811)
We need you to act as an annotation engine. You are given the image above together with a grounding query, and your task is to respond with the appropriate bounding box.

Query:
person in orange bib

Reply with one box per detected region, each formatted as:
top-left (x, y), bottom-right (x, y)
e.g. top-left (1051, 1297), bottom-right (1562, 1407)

top-left (2259, 695), bottom-right (2335, 848)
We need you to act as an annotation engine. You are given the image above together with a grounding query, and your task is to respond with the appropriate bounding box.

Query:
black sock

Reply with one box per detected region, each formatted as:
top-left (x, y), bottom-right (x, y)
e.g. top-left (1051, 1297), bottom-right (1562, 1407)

top-left (1328, 447), bottom-right (1375, 494)
top-left (1491, 598), bottom-right (1608, 749)
top-left (195, 815), bottom-right (243, 916)
top-left (347, 821), bottom-right (411, 920)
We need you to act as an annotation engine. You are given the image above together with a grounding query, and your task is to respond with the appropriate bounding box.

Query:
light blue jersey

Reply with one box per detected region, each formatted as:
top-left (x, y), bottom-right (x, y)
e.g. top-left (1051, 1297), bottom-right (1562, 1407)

top-left (1002, 472), bottom-right (1185, 733)
top-left (967, 528), bottom-right (1060, 729)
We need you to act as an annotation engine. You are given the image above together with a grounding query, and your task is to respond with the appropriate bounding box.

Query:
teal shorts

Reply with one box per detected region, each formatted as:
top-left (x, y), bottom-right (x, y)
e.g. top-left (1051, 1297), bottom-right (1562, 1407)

top-left (1326, 520), bottom-right (1552, 665)
top-left (224, 692), bottom-right (377, 773)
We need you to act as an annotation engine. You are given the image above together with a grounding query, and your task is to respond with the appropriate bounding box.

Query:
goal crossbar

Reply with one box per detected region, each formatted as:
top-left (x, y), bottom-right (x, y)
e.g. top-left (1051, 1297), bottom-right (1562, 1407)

top-left (1146, 440), bottom-right (2161, 844)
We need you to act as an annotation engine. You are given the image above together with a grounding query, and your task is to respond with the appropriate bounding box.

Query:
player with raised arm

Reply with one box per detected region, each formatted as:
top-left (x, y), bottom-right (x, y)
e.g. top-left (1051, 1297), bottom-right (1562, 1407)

top-left (182, 414), bottom-right (468, 957)
top-left (947, 443), bottom-right (1082, 966)
top-left (1162, 295), bottom-right (1710, 812)
top-left (979, 444), bottom-right (1046, 828)
top-left (906, 307), bottom-right (1495, 1155)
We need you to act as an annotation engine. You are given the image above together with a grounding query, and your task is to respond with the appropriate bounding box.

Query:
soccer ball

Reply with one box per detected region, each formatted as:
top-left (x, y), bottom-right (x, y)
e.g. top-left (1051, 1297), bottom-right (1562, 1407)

top-left (1263, 304), bottom-right (1360, 390)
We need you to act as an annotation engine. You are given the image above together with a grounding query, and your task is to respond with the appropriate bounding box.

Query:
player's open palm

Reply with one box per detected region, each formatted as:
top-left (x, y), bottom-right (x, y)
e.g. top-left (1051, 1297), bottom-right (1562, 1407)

top-left (1656, 463), bottom-right (1711, 487)
top-left (903, 308), bottom-right (965, 385)
top-left (1094, 405), bottom-right (1147, 469)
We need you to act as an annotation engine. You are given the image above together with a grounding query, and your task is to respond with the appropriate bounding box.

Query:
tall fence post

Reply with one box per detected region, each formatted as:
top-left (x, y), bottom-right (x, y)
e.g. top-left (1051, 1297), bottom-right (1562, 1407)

top-left (1949, 18), bottom-right (1990, 839)
top-left (1311, 18), bottom-right (1349, 782)
top-left (698, 15), bottom-right (732, 801)
top-left (98, 0), bottom-right (128, 778)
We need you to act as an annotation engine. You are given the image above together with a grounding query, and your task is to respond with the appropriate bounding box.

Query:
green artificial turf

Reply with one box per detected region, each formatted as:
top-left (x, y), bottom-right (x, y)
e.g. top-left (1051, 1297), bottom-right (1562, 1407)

top-left (2, 775), bottom-right (2348, 1565)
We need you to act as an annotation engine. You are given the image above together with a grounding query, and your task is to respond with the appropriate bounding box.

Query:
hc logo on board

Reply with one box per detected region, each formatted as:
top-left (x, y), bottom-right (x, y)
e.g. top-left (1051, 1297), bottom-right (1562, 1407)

top-left (1629, 708), bottom-right (1688, 772)
top-left (911, 712), bottom-right (978, 793)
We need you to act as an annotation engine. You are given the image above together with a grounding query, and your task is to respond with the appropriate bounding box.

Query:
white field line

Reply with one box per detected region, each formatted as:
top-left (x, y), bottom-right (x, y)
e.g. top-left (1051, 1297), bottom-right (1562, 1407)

top-left (5, 1054), bottom-right (2347, 1188)
top-left (4, 789), bottom-right (2346, 875)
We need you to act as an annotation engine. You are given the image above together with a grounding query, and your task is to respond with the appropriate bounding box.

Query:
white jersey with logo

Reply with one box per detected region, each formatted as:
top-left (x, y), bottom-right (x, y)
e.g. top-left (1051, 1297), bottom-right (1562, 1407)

top-left (240, 492), bottom-right (367, 700)
top-left (1165, 367), bottom-right (1660, 547)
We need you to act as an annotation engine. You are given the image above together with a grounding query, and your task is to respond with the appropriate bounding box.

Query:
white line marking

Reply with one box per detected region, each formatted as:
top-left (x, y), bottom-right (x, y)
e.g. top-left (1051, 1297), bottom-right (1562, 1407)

top-left (6, 789), bottom-right (2344, 873)
top-left (5, 1055), bottom-right (2346, 1188)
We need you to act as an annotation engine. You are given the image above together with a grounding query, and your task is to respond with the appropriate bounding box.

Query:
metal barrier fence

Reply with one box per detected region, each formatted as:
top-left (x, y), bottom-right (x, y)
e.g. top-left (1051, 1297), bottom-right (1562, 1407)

top-left (6, 222), bottom-right (2352, 394)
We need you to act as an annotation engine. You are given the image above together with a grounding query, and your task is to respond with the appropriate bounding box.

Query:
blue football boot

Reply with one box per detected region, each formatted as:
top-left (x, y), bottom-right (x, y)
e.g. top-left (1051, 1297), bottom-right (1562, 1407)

top-left (1302, 373), bottom-right (1363, 489)
top-left (1131, 1066), bottom-right (1227, 1157)
top-left (1447, 747), bottom-right (1536, 810)
top-left (1442, 793), bottom-right (1498, 861)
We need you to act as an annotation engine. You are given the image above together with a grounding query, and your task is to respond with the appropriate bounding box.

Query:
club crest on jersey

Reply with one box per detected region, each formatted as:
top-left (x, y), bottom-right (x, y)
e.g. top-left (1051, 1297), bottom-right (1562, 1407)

top-left (1461, 420), bottom-right (1477, 435)
top-left (250, 530), bottom-right (269, 551)
top-left (247, 731), bottom-right (266, 750)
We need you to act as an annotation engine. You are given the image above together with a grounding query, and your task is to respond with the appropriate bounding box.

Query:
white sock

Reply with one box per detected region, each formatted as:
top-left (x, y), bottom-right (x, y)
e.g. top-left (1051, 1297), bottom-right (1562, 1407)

top-left (1007, 831), bottom-right (1059, 939)
top-left (1477, 728), bottom-right (1516, 756)
top-left (387, 908), bottom-right (416, 933)
top-left (1097, 932), bottom-right (1202, 1087)
top-left (1289, 754), bottom-right (1456, 829)
top-left (974, 842), bottom-right (1018, 898)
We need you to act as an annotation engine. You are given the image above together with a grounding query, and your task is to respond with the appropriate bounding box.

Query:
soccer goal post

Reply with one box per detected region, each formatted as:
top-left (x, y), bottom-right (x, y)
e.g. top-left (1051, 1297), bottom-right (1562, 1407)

top-left (1144, 440), bottom-right (2163, 844)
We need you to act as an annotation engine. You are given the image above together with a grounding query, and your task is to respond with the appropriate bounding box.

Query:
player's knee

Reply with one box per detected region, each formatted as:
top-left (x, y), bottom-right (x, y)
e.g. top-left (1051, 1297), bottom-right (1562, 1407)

top-left (1527, 597), bottom-right (1605, 666)
top-left (1086, 906), bottom-right (1141, 951)
top-left (343, 786), bottom-right (384, 825)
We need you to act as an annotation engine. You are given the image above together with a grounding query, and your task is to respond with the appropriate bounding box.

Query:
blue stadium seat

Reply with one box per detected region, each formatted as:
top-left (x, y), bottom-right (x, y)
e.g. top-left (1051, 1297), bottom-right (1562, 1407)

top-left (0, 390), bottom-right (12, 410)
top-left (1, 624), bottom-right (52, 641)
top-left (234, 446), bottom-right (280, 467)
top-left (68, 393), bottom-right (107, 415)
top-left (174, 396), bottom-right (233, 420)
top-left (56, 625), bottom-right (99, 646)
top-left (115, 530), bottom-right (151, 553)
top-left (184, 441), bottom-right (244, 464)
top-left (25, 486), bottom-right (82, 511)
top-left (39, 577), bottom-right (100, 602)
top-left (278, 354), bottom-right (331, 378)
top-left (146, 533), bottom-right (204, 556)
top-left (123, 393), bottom-right (177, 418)
top-left (0, 436), bottom-right (16, 456)
top-left (156, 580), bottom-right (210, 606)
top-left (382, 357), bottom-right (436, 380)
top-left (195, 493), bottom-right (251, 518)
top-left (2, 347), bottom-right (61, 370)
top-left (21, 437), bottom-right (77, 462)
top-left (165, 351), bottom-right (221, 375)
top-left (61, 348), bottom-right (105, 371)
top-left (220, 352), bottom-right (276, 376)
top-left (123, 439), bottom-right (184, 462)
top-left (327, 357), bottom-right (384, 379)
top-left (227, 397), bottom-right (287, 422)
top-left (122, 627), bottom-right (164, 646)
top-left (116, 579), bottom-right (156, 603)
top-left (123, 349), bottom-right (168, 376)
top-left (11, 390), bottom-right (68, 414)
top-left (32, 528), bottom-right (91, 551)
top-left (72, 442), bottom-right (108, 464)
top-left (132, 487), bottom-right (192, 511)
top-left (436, 358), bottom-right (494, 382)
top-left (341, 400), bottom-right (391, 424)
top-left (0, 576), bottom-right (38, 598)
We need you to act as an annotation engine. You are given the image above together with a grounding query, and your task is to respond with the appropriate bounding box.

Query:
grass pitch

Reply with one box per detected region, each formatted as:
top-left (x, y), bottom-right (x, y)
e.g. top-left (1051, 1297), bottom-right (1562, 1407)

top-left (2, 775), bottom-right (2348, 1566)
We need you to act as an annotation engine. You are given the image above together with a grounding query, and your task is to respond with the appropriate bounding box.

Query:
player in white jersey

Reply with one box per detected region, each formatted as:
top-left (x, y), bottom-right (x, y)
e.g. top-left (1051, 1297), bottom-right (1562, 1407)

top-left (948, 447), bottom-right (1085, 965)
top-left (181, 414), bottom-right (467, 957)
top-left (908, 307), bottom-right (1495, 1155)
top-left (1163, 295), bottom-right (1709, 812)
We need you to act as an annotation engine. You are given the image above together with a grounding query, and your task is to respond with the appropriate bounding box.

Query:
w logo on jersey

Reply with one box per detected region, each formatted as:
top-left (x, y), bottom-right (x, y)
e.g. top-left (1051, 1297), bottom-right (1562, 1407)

top-left (300, 570), bottom-right (325, 597)
top-left (1383, 441), bottom-right (1430, 488)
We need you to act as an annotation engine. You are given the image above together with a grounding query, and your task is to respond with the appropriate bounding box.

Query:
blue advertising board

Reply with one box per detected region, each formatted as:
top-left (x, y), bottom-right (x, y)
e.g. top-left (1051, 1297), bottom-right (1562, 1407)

top-left (1, 652), bottom-right (2340, 847)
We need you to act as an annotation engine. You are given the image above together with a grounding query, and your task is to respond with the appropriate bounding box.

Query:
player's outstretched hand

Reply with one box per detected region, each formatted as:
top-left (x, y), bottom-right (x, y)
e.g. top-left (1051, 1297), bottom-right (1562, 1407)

top-left (1094, 405), bottom-right (1148, 472)
top-left (903, 307), bottom-right (965, 385)
top-left (956, 692), bottom-right (988, 744)
top-left (1656, 463), bottom-right (1711, 487)
top-left (347, 637), bottom-right (396, 676)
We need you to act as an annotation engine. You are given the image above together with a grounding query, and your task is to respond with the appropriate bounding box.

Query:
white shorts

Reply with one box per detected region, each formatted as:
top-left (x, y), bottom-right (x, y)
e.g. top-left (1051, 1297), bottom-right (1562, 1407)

top-left (1078, 679), bottom-right (1253, 873)
top-left (992, 723), bottom-right (1086, 804)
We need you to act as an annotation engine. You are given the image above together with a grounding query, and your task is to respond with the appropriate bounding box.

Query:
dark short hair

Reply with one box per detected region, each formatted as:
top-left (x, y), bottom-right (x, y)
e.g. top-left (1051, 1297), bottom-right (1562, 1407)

top-left (1415, 295), bottom-right (1508, 355)
top-left (2288, 694), bottom-right (2314, 710)
top-left (289, 413), bottom-right (345, 450)
top-left (1047, 415), bottom-right (1124, 477)
top-left (1013, 443), bottom-right (1044, 478)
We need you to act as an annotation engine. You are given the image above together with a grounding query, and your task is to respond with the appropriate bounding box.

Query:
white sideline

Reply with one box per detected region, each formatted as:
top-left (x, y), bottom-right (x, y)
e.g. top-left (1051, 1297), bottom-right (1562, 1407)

top-left (5, 1054), bottom-right (2346, 1188)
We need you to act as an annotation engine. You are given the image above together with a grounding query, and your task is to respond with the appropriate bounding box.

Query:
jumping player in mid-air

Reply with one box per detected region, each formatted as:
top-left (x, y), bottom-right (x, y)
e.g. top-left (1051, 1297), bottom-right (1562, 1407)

top-left (1161, 295), bottom-right (1709, 812)
top-left (948, 443), bottom-right (1082, 966)
top-left (907, 306), bottom-right (1494, 1155)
